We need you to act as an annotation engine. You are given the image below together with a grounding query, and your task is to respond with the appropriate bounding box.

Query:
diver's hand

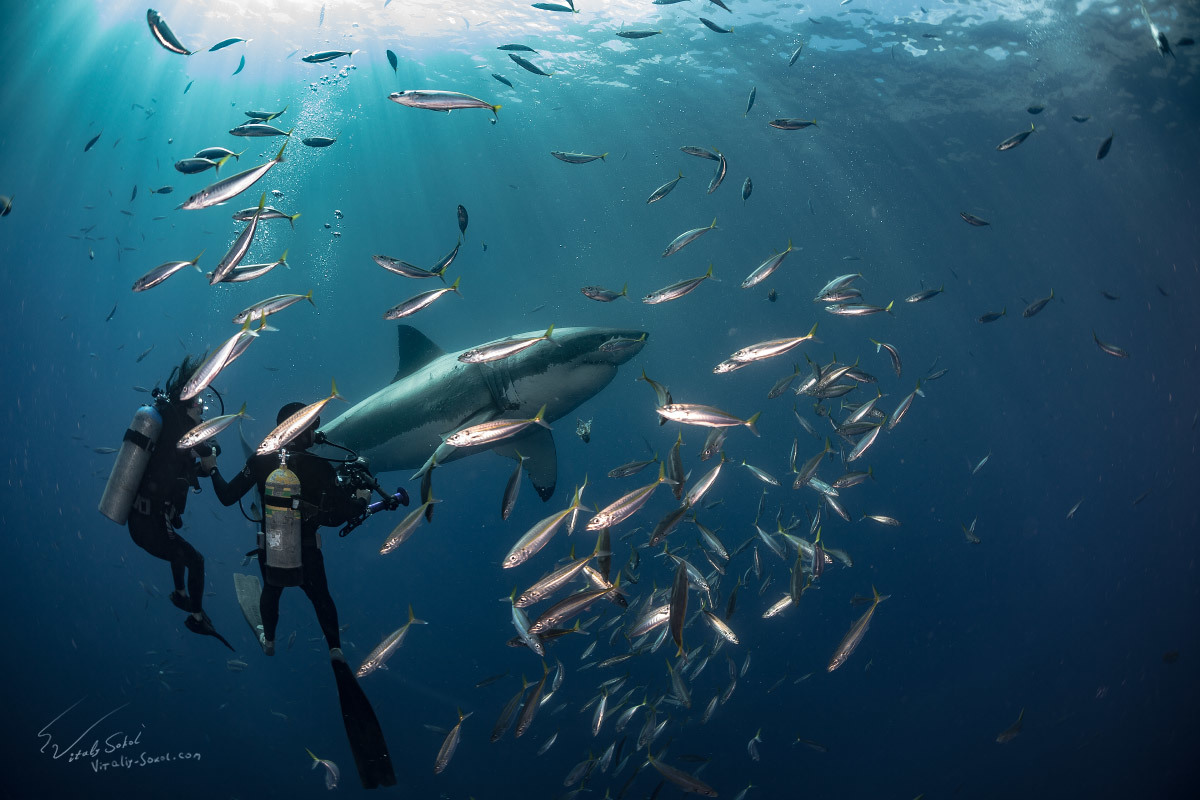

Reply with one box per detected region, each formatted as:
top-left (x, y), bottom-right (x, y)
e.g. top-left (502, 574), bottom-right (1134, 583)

top-left (198, 441), bottom-right (220, 476)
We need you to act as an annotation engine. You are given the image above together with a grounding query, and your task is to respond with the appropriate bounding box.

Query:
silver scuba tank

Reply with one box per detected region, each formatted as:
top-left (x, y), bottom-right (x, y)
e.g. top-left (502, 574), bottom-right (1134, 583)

top-left (99, 404), bottom-right (163, 524)
top-left (262, 454), bottom-right (303, 586)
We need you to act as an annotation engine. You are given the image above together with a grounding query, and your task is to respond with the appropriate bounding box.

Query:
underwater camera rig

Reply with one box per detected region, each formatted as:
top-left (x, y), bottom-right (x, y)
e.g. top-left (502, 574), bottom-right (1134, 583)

top-left (316, 434), bottom-right (409, 537)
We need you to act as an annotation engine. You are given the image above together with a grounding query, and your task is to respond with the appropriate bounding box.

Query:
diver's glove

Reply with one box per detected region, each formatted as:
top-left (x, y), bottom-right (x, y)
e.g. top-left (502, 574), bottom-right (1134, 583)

top-left (198, 442), bottom-right (220, 476)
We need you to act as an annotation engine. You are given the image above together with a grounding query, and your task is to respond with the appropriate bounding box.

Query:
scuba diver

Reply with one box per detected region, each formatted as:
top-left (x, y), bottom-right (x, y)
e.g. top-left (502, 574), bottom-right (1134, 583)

top-left (209, 402), bottom-right (407, 790)
top-left (99, 355), bottom-right (233, 650)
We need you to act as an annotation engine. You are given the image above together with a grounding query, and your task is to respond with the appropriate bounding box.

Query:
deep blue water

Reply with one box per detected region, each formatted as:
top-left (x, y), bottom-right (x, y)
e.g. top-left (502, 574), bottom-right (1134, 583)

top-left (2, 1), bottom-right (1198, 798)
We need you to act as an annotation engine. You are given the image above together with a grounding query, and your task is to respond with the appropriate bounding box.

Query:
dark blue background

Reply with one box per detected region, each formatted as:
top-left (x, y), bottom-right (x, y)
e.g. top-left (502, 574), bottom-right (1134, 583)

top-left (2, 1), bottom-right (1197, 798)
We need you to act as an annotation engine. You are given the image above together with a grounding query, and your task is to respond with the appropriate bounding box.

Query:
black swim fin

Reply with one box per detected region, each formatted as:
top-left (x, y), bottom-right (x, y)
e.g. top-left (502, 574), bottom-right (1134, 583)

top-left (184, 612), bottom-right (235, 652)
top-left (331, 658), bottom-right (396, 789)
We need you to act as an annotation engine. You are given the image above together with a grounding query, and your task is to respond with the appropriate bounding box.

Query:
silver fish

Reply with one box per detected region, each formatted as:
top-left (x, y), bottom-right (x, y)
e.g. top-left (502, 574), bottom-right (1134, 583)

top-left (229, 123), bottom-right (290, 137)
top-left (382, 277), bottom-right (462, 320)
top-left (444, 404), bottom-right (550, 449)
top-left (180, 139), bottom-right (288, 210)
top-left (356, 605), bottom-right (427, 676)
top-left (209, 194), bottom-right (266, 284)
top-left (642, 264), bottom-right (715, 304)
top-left (177, 403), bottom-right (251, 450)
top-left (741, 241), bottom-right (794, 288)
top-left (459, 325), bottom-right (555, 364)
top-left (179, 322), bottom-right (257, 401)
top-left (827, 585), bottom-right (887, 671)
top-left (132, 251), bottom-right (203, 292)
top-left (551, 151), bottom-right (607, 164)
top-left (256, 381), bottom-right (345, 455)
top-left (433, 709), bottom-right (471, 773)
top-left (147, 9), bottom-right (192, 55)
top-left (389, 89), bottom-right (500, 116)
top-left (707, 153), bottom-right (727, 194)
top-left (646, 171), bottom-right (684, 204)
top-left (501, 452), bottom-right (528, 521)
top-left (662, 218), bottom-right (717, 258)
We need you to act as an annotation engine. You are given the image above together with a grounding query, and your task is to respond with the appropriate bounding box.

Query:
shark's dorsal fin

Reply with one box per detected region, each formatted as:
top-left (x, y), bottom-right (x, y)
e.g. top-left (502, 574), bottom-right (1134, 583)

top-left (393, 325), bottom-right (446, 383)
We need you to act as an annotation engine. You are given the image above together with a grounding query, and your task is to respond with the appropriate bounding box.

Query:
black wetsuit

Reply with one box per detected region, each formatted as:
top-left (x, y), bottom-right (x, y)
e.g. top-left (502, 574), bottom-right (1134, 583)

top-left (127, 401), bottom-right (206, 613)
top-left (211, 450), bottom-right (364, 648)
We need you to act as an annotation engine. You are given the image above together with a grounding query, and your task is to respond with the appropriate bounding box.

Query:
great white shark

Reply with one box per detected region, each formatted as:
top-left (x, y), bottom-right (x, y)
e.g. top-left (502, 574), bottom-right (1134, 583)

top-left (318, 324), bottom-right (649, 501)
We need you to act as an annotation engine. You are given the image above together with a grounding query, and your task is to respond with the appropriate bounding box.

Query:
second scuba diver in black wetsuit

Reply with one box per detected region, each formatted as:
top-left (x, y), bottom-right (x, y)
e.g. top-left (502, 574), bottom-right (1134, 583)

top-left (126, 355), bottom-right (231, 649)
top-left (208, 402), bottom-right (404, 658)
top-left (208, 401), bottom-right (406, 789)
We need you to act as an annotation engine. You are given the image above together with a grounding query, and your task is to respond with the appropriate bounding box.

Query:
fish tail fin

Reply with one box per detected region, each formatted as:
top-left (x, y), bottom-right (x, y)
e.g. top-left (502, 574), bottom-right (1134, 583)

top-left (621, 283), bottom-right (629, 298)
top-left (257, 192), bottom-right (266, 209)
top-left (533, 404), bottom-right (550, 428)
top-left (710, 217), bottom-right (718, 229)
top-left (450, 276), bottom-right (462, 293)
top-left (885, 300), bottom-right (895, 315)
top-left (746, 411), bottom-right (762, 437)
top-left (275, 137), bottom-right (290, 161)
top-left (807, 321), bottom-right (819, 339)
top-left (215, 154), bottom-right (232, 174)
top-left (492, 104), bottom-right (502, 115)
top-left (304, 289), bottom-right (315, 307)
top-left (279, 249), bottom-right (290, 265)
top-left (543, 323), bottom-right (555, 340)
top-left (330, 377), bottom-right (345, 402)
top-left (288, 212), bottom-right (301, 229)
top-left (191, 249), bottom-right (206, 267)
top-left (601, 152), bottom-right (608, 161)
top-left (704, 262), bottom-right (714, 279)
top-left (305, 747), bottom-right (319, 763)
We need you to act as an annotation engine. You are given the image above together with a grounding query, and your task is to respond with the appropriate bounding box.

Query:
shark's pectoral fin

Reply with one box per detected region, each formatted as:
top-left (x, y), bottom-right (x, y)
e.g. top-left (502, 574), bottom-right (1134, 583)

top-left (494, 428), bottom-right (557, 502)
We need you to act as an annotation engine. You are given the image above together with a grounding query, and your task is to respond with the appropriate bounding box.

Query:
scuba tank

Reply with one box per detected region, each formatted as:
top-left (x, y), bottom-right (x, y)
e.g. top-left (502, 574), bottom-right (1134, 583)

top-left (262, 453), bottom-right (303, 587)
top-left (99, 404), bottom-right (163, 524)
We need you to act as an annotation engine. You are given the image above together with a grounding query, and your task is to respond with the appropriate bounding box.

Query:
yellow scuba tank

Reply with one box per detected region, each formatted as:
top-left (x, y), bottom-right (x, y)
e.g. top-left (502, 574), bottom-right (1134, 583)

top-left (262, 454), bottom-right (303, 587)
top-left (99, 404), bottom-right (163, 524)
